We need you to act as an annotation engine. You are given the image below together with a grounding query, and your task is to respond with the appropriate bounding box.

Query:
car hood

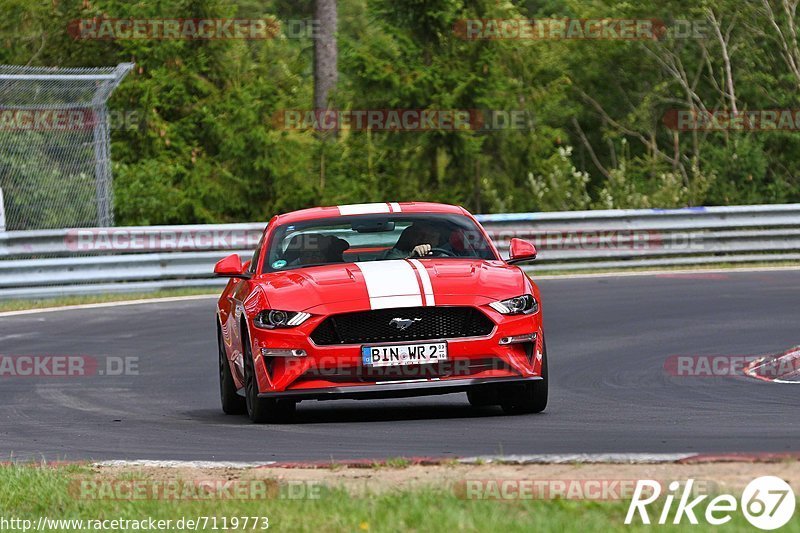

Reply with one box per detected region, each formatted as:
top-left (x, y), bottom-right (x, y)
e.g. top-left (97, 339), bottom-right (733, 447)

top-left (255, 259), bottom-right (527, 312)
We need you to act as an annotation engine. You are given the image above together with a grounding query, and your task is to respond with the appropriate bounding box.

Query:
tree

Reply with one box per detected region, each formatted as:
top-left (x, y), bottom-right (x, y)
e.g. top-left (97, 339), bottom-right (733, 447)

top-left (314, 0), bottom-right (338, 115)
top-left (314, 0), bottom-right (338, 190)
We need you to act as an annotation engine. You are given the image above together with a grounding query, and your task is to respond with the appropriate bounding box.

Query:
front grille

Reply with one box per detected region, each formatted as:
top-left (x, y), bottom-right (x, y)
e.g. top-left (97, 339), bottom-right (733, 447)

top-left (310, 306), bottom-right (495, 345)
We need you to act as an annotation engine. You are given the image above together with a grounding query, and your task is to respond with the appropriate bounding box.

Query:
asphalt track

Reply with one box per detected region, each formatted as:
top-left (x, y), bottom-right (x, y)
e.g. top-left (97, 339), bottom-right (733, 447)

top-left (1, 269), bottom-right (798, 462)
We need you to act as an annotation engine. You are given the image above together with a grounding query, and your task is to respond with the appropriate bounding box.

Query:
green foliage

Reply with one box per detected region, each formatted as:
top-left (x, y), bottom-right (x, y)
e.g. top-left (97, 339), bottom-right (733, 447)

top-left (528, 146), bottom-right (591, 211)
top-left (1, 0), bottom-right (798, 224)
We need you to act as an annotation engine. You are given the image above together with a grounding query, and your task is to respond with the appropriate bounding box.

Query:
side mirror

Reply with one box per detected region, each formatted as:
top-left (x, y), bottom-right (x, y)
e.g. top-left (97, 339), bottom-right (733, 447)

top-left (507, 238), bottom-right (537, 264)
top-left (214, 254), bottom-right (251, 279)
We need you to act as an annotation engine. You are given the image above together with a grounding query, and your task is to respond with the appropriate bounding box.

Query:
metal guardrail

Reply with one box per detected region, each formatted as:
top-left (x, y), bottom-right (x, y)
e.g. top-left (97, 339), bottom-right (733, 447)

top-left (1, 204), bottom-right (798, 299)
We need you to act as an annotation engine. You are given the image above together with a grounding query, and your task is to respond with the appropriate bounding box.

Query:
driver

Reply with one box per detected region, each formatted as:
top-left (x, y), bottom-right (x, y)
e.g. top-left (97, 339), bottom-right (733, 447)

top-left (382, 222), bottom-right (450, 259)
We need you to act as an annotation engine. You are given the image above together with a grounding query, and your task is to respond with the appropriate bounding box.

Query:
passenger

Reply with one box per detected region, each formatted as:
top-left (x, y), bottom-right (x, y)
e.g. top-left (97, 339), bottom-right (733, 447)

top-left (284, 233), bottom-right (349, 266)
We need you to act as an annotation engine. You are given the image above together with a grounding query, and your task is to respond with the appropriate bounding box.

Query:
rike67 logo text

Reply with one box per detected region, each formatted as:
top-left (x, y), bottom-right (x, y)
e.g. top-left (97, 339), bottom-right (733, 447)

top-left (626, 476), bottom-right (795, 530)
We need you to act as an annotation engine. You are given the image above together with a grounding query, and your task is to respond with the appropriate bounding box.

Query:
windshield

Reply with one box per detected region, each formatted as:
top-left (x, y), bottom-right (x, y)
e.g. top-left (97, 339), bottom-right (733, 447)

top-left (263, 214), bottom-right (497, 272)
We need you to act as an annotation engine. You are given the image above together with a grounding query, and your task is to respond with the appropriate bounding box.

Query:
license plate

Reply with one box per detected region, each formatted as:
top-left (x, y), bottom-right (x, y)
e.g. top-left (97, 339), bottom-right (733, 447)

top-left (361, 342), bottom-right (448, 367)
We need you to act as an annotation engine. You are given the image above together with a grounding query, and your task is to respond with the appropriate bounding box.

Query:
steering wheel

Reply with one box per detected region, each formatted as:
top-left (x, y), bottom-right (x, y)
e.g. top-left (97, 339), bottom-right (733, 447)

top-left (426, 247), bottom-right (457, 257)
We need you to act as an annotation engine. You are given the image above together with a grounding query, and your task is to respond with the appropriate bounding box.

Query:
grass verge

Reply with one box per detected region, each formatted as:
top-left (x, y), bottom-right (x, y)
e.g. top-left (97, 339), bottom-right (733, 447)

top-left (0, 465), bottom-right (796, 532)
top-left (0, 288), bottom-right (217, 313)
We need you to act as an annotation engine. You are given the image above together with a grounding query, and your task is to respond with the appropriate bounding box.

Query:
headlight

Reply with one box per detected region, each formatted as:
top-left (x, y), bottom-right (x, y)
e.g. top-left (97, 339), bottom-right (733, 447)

top-left (489, 294), bottom-right (538, 315)
top-left (254, 310), bottom-right (311, 329)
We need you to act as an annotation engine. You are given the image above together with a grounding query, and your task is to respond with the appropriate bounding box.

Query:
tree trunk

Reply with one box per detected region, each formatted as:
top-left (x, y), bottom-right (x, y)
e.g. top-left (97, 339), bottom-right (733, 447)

top-left (314, 0), bottom-right (338, 191)
top-left (314, 0), bottom-right (338, 128)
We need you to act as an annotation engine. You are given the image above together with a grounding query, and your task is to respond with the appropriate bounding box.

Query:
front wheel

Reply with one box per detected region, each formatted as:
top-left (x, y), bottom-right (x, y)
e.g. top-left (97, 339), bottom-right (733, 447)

top-left (499, 337), bottom-right (548, 414)
top-left (218, 324), bottom-right (246, 415)
top-left (243, 332), bottom-right (296, 423)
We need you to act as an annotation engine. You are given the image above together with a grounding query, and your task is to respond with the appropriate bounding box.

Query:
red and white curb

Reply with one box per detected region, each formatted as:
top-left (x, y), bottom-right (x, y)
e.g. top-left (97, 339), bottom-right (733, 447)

top-left (744, 345), bottom-right (800, 384)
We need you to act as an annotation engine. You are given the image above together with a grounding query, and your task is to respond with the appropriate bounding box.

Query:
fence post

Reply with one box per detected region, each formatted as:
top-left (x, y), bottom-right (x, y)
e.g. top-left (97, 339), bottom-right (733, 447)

top-left (0, 63), bottom-right (133, 230)
top-left (0, 187), bottom-right (5, 232)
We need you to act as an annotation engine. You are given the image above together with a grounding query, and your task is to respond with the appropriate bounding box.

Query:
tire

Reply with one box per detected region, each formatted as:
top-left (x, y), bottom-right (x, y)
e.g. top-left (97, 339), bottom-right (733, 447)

top-left (500, 337), bottom-right (548, 415)
top-left (242, 329), bottom-right (296, 423)
top-left (218, 324), bottom-right (246, 415)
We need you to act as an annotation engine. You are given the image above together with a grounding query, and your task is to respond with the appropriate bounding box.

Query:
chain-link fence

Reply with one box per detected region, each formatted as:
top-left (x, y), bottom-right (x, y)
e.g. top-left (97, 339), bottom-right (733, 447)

top-left (0, 63), bottom-right (133, 230)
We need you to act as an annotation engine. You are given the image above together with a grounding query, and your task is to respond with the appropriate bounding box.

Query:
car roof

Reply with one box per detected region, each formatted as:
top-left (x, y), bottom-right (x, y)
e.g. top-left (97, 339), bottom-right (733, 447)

top-left (273, 202), bottom-right (469, 225)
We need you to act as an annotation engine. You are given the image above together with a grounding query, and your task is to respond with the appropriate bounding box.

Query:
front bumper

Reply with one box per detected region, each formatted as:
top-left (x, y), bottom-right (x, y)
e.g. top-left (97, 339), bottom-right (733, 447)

top-left (243, 304), bottom-right (544, 397)
top-left (257, 376), bottom-right (542, 400)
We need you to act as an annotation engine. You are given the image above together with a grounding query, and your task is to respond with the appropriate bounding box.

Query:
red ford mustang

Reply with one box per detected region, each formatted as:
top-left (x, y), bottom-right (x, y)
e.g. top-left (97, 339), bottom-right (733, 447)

top-left (214, 202), bottom-right (546, 422)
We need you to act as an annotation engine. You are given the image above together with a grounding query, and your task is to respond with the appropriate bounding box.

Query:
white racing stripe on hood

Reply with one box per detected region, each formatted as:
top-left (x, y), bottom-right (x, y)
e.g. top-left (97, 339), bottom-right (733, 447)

top-left (408, 259), bottom-right (435, 306)
top-left (338, 203), bottom-right (392, 215)
top-left (355, 260), bottom-right (423, 309)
